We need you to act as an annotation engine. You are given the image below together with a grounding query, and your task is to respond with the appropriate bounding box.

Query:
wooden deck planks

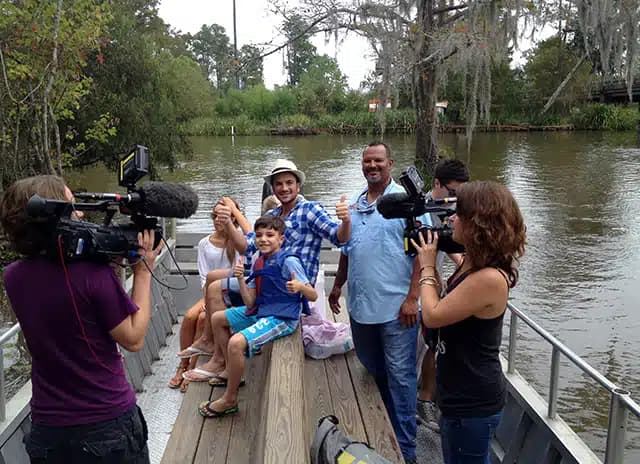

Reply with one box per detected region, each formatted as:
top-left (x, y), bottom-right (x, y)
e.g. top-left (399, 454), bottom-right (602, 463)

top-left (324, 348), bottom-right (368, 443)
top-left (263, 327), bottom-right (309, 464)
top-left (163, 258), bottom-right (402, 463)
top-left (332, 297), bottom-right (404, 463)
top-left (303, 357), bottom-right (333, 446)
top-left (225, 344), bottom-right (273, 464)
top-left (161, 357), bottom-right (213, 464)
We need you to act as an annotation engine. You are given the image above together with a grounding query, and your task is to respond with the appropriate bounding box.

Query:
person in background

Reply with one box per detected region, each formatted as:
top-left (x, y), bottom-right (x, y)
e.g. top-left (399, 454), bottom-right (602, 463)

top-left (1, 175), bottom-right (163, 463)
top-left (417, 158), bottom-right (469, 430)
top-left (411, 180), bottom-right (526, 464)
top-left (261, 194), bottom-right (280, 214)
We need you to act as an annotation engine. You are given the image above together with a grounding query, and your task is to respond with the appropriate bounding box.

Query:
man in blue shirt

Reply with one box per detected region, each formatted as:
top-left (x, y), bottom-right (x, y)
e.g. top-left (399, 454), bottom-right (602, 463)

top-left (328, 142), bottom-right (428, 464)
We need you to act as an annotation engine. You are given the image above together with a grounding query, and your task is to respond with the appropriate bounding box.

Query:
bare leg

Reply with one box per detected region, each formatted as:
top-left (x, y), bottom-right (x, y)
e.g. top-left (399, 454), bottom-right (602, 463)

top-left (180, 299), bottom-right (204, 350)
top-left (208, 333), bottom-right (247, 412)
top-left (198, 279), bottom-right (229, 372)
top-left (180, 310), bottom-right (208, 393)
top-left (418, 350), bottom-right (436, 402)
top-left (169, 299), bottom-right (204, 388)
top-left (177, 272), bottom-right (227, 356)
top-left (208, 309), bottom-right (232, 378)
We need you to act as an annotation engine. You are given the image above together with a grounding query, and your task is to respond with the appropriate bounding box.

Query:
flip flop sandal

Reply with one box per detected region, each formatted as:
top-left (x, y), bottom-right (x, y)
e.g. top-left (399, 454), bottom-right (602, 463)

top-left (168, 365), bottom-right (187, 389)
top-left (182, 368), bottom-right (219, 382)
top-left (208, 375), bottom-right (246, 387)
top-left (177, 346), bottom-right (213, 359)
top-left (198, 401), bottom-right (239, 418)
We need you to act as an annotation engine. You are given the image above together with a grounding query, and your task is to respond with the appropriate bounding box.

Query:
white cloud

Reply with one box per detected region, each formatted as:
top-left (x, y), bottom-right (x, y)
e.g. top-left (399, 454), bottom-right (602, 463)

top-left (158, 0), bottom-right (373, 89)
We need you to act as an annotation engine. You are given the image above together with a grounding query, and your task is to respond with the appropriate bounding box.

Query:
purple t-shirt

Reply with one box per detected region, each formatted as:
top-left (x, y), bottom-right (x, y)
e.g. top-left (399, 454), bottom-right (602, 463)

top-left (3, 258), bottom-right (139, 426)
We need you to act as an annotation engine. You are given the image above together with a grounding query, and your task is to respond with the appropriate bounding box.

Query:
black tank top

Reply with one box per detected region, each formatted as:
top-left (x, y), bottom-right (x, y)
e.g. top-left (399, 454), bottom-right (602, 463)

top-left (435, 268), bottom-right (506, 417)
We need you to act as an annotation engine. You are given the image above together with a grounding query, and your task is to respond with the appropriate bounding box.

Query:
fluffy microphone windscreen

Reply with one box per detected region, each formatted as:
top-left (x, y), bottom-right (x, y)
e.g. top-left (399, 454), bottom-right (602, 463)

top-left (140, 182), bottom-right (199, 218)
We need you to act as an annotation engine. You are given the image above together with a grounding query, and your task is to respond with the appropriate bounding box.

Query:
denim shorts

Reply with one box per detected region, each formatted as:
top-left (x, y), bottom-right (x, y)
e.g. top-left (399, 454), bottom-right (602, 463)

top-left (24, 405), bottom-right (149, 464)
top-left (225, 306), bottom-right (297, 358)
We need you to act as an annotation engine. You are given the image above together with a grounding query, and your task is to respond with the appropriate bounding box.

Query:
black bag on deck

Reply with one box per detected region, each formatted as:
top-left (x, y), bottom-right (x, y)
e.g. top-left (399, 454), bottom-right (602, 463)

top-left (311, 415), bottom-right (393, 464)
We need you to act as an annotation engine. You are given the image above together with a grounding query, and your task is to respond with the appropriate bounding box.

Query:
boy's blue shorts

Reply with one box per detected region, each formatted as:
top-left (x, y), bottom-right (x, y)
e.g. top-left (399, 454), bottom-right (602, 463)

top-left (225, 306), bottom-right (298, 358)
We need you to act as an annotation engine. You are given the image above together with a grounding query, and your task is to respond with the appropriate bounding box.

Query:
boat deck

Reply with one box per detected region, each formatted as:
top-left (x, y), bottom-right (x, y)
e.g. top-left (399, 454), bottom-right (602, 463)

top-left (159, 234), bottom-right (404, 463)
top-left (160, 298), bottom-right (404, 464)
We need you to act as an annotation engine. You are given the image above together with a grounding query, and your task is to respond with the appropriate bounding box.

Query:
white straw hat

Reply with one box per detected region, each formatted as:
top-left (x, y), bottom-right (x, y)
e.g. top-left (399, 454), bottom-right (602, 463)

top-left (263, 159), bottom-right (306, 185)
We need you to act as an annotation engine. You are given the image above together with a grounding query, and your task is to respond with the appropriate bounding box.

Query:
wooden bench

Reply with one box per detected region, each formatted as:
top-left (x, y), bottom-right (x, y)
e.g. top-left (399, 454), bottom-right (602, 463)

top-left (161, 239), bottom-right (402, 463)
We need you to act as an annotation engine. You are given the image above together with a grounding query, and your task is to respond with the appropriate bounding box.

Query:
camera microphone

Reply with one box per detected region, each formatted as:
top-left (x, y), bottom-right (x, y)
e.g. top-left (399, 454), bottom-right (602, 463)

top-left (133, 182), bottom-right (199, 218)
top-left (376, 192), bottom-right (416, 219)
top-left (74, 182), bottom-right (199, 218)
top-left (377, 192), bottom-right (458, 219)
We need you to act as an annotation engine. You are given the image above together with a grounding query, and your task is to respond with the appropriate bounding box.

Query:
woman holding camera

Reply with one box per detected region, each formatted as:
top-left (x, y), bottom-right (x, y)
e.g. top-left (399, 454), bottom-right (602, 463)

top-left (410, 180), bottom-right (526, 464)
top-left (0, 175), bottom-right (162, 463)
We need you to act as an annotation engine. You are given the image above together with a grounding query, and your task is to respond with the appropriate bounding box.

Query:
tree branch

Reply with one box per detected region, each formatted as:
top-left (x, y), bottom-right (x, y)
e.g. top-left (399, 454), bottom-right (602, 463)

top-left (541, 53), bottom-right (588, 114)
top-left (443, 10), bottom-right (468, 25)
top-left (434, 3), bottom-right (468, 15)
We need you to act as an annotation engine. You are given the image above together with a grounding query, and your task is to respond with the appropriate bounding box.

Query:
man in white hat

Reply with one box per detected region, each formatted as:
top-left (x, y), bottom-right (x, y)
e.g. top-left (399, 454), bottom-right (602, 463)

top-left (181, 159), bottom-right (350, 382)
top-left (240, 158), bottom-right (351, 285)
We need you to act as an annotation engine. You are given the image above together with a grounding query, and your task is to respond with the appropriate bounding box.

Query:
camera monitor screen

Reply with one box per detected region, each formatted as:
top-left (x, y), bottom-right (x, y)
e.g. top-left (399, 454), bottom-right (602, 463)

top-left (118, 145), bottom-right (149, 188)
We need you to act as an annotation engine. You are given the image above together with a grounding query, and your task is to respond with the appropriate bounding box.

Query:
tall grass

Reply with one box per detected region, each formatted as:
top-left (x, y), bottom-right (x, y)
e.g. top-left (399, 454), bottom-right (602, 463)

top-left (570, 104), bottom-right (639, 130)
top-left (181, 103), bottom-right (638, 136)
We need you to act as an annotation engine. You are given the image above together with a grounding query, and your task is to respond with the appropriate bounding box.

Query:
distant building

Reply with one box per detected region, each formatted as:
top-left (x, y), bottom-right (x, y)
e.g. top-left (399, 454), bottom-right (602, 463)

top-left (436, 100), bottom-right (448, 115)
top-left (368, 99), bottom-right (392, 112)
top-left (367, 99), bottom-right (449, 114)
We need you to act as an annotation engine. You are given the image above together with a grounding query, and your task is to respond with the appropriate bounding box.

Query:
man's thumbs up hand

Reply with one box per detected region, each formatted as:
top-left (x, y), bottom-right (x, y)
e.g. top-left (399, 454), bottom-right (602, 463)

top-left (335, 193), bottom-right (351, 223)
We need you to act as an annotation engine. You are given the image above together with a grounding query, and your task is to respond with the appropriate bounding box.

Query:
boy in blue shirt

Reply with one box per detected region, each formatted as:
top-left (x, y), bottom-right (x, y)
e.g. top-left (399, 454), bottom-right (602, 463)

top-left (199, 215), bottom-right (317, 417)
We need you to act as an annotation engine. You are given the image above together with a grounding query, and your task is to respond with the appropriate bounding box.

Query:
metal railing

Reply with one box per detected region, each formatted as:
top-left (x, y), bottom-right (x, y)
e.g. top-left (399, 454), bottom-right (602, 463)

top-left (0, 323), bottom-right (22, 422)
top-left (506, 302), bottom-right (640, 464)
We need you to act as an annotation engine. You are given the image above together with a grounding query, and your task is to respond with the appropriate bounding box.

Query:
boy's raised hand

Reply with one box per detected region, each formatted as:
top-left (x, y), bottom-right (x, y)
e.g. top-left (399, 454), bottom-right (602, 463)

top-left (286, 272), bottom-right (303, 294)
top-left (233, 256), bottom-right (245, 279)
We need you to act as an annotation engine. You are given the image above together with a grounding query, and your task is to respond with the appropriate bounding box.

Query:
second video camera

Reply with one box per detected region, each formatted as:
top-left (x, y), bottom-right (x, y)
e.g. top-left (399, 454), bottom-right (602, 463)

top-left (376, 166), bottom-right (463, 255)
top-left (27, 146), bottom-right (199, 263)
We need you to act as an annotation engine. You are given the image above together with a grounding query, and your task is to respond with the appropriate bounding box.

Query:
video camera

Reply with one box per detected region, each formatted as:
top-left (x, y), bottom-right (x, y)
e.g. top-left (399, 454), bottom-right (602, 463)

top-left (376, 166), bottom-right (463, 256)
top-left (26, 145), bottom-right (199, 263)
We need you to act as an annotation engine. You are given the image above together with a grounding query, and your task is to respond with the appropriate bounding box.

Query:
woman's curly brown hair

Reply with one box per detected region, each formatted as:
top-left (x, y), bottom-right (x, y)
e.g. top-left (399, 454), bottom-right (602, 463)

top-left (0, 175), bottom-right (68, 257)
top-left (455, 181), bottom-right (526, 288)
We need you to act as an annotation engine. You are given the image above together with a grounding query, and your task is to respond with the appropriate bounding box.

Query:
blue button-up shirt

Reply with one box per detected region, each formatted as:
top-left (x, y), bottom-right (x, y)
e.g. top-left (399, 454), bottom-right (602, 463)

top-left (342, 180), bottom-right (432, 324)
top-left (245, 197), bottom-right (342, 285)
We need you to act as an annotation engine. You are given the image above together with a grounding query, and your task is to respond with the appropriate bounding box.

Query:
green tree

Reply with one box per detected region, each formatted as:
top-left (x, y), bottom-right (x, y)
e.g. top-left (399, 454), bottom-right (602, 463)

top-left (524, 36), bottom-right (592, 115)
top-left (296, 55), bottom-right (348, 116)
top-left (238, 44), bottom-right (264, 89)
top-left (189, 23), bottom-right (232, 91)
top-left (270, 0), bottom-right (540, 178)
top-left (74, 0), bottom-right (212, 169)
top-left (0, 0), bottom-right (110, 185)
top-left (283, 14), bottom-right (317, 86)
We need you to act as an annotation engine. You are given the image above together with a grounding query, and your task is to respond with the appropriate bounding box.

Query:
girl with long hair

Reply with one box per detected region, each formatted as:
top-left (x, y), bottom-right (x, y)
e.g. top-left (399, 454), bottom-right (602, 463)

top-left (169, 197), bottom-right (251, 391)
top-left (411, 180), bottom-right (526, 464)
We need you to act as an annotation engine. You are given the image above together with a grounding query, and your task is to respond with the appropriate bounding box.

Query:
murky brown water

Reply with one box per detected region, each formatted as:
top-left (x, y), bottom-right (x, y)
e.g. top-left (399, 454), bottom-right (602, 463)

top-left (62, 131), bottom-right (640, 460)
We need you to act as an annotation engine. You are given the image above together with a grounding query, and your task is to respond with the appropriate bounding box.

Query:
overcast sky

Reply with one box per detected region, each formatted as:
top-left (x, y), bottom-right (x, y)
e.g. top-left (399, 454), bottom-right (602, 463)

top-left (158, 0), bottom-right (374, 89)
top-left (158, 1), bottom-right (542, 90)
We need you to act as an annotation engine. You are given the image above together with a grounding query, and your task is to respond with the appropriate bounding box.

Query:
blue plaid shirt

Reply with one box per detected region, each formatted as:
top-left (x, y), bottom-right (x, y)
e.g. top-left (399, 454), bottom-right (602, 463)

top-left (245, 198), bottom-right (342, 285)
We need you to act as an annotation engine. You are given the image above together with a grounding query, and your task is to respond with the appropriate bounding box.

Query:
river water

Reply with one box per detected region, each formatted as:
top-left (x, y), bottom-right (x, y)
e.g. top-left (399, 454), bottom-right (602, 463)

top-left (67, 131), bottom-right (640, 460)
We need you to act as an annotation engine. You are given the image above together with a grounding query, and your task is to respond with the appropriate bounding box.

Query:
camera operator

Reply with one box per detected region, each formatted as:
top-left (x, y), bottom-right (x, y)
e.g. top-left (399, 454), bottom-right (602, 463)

top-left (0, 175), bottom-right (162, 463)
top-left (418, 158), bottom-right (469, 428)
top-left (410, 181), bottom-right (526, 464)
